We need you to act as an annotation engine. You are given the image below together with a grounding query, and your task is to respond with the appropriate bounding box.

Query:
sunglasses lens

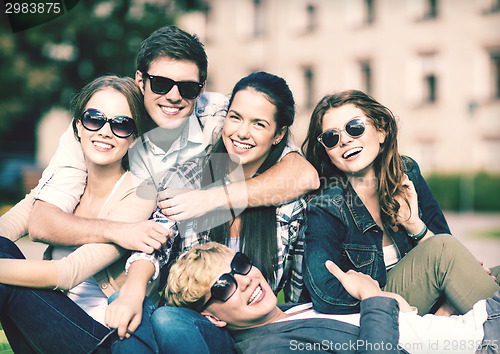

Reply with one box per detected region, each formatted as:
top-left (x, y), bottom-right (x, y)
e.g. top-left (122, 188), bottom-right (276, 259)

top-left (177, 82), bottom-right (202, 99)
top-left (82, 109), bottom-right (106, 131)
top-left (211, 274), bottom-right (237, 302)
top-left (346, 118), bottom-right (366, 137)
top-left (150, 76), bottom-right (175, 95)
top-left (321, 131), bottom-right (340, 149)
top-left (232, 252), bottom-right (252, 275)
top-left (110, 117), bottom-right (136, 138)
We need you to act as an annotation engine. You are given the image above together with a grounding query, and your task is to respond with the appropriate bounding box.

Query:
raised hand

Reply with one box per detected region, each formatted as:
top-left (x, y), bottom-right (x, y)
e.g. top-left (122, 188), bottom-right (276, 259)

top-left (325, 260), bottom-right (382, 300)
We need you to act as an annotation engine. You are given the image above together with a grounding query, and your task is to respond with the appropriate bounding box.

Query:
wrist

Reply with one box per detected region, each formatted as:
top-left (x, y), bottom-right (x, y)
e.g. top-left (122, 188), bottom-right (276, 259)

top-left (403, 219), bottom-right (425, 235)
top-left (407, 222), bottom-right (428, 242)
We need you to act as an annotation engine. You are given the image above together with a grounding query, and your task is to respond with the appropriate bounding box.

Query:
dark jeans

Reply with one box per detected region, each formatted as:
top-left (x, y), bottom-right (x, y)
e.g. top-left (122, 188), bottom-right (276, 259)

top-left (0, 236), bottom-right (113, 353)
top-left (151, 306), bottom-right (235, 354)
top-left (477, 290), bottom-right (500, 353)
top-left (109, 293), bottom-right (159, 354)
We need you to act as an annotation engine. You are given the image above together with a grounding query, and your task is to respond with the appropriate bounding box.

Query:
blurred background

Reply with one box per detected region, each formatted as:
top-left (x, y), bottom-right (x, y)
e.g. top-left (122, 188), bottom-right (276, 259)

top-left (0, 0), bottom-right (498, 264)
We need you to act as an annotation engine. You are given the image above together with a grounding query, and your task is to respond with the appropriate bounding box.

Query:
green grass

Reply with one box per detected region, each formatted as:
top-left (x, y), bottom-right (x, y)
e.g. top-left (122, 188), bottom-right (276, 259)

top-left (469, 228), bottom-right (500, 239)
top-left (0, 330), bottom-right (12, 353)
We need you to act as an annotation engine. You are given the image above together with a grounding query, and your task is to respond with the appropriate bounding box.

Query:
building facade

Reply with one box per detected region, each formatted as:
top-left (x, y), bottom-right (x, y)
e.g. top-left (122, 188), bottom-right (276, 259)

top-left (179, 0), bottom-right (500, 173)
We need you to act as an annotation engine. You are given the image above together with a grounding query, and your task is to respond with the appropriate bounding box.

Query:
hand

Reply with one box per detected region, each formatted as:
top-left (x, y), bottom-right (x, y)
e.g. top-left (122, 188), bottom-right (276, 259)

top-left (396, 174), bottom-right (422, 233)
top-left (105, 292), bottom-right (144, 340)
top-left (325, 260), bottom-right (382, 300)
top-left (478, 259), bottom-right (497, 281)
top-left (112, 220), bottom-right (170, 253)
top-left (157, 188), bottom-right (225, 221)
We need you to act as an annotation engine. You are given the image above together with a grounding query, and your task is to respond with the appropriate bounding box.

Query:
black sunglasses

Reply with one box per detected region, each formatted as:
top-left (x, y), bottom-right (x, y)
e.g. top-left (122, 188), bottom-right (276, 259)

top-left (81, 108), bottom-right (136, 138)
top-left (145, 73), bottom-right (204, 99)
top-left (200, 252), bottom-right (253, 311)
top-left (317, 116), bottom-right (367, 149)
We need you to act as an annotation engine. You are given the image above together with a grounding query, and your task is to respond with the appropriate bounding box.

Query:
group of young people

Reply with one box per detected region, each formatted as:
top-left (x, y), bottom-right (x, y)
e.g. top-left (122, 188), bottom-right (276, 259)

top-left (0, 25), bottom-right (499, 353)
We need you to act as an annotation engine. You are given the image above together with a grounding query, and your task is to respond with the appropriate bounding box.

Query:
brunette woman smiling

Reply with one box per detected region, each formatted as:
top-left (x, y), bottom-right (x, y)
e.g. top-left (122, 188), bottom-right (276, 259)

top-left (0, 76), bottom-right (156, 353)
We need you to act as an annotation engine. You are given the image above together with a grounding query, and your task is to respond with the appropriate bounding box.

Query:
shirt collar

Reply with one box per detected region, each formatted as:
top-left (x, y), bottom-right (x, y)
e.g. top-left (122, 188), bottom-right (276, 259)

top-left (141, 114), bottom-right (204, 157)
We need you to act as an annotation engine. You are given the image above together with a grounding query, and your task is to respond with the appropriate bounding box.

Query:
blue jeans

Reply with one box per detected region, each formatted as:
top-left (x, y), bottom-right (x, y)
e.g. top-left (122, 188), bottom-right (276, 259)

top-left (0, 236), bottom-right (114, 353)
top-left (151, 306), bottom-right (235, 354)
top-left (477, 290), bottom-right (500, 353)
top-left (109, 294), bottom-right (158, 354)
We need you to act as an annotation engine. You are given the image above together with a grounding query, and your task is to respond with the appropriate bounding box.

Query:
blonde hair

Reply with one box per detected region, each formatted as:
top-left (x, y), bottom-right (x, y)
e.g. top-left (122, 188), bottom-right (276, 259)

top-left (165, 242), bottom-right (234, 311)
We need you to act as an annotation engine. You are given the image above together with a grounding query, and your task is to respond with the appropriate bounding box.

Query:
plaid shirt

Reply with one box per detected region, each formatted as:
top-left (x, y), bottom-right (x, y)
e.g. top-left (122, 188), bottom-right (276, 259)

top-left (126, 149), bottom-right (307, 302)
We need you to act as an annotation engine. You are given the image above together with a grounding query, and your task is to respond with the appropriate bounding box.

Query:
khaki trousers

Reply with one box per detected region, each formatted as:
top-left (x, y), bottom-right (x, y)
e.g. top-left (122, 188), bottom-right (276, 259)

top-left (384, 234), bottom-right (500, 315)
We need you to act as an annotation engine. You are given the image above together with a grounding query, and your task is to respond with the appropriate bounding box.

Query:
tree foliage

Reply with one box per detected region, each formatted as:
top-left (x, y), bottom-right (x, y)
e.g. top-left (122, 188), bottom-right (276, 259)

top-left (0, 0), bottom-right (199, 156)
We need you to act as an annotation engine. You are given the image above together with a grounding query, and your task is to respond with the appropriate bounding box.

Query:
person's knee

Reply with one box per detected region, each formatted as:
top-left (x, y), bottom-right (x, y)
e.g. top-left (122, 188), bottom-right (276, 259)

top-left (0, 236), bottom-right (24, 259)
top-left (152, 306), bottom-right (195, 328)
top-left (421, 234), bottom-right (459, 254)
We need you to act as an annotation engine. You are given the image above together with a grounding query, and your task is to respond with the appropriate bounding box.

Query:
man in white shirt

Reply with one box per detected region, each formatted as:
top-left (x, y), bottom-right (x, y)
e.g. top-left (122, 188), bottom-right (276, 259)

top-left (0, 26), bottom-right (319, 254)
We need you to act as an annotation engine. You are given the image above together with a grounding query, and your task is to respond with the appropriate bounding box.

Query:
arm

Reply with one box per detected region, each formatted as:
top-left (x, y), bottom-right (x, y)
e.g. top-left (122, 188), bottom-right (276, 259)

top-left (0, 259), bottom-right (57, 288)
top-left (29, 202), bottom-right (168, 253)
top-left (0, 191), bottom-right (33, 241)
top-left (405, 157), bottom-right (450, 238)
top-left (159, 152), bottom-right (320, 220)
top-left (325, 260), bottom-right (402, 354)
top-left (0, 123), bottom-right (86, 240)
top-left (303, 204), bottom-right (361, 313)
top-left (105, 260), bottom-right (155, 339)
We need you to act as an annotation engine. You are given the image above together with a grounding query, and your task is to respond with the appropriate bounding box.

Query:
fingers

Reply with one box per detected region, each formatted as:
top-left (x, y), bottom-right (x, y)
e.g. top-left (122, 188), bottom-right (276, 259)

top-left (325, 260), bottom-right (344, 280)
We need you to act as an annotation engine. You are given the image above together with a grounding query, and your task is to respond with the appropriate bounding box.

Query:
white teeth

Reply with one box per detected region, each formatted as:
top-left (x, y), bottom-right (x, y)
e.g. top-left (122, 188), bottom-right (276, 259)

top-left (161, 106), bottom-right (180, 113)
top-left (93, 141), bottom-right (112, 150)
top-left (343, 147), bottom-right (362, 159)
top-left (233, 140), bottom-right (253, 150)
top-left (247, 285), bottom-right (262, 305)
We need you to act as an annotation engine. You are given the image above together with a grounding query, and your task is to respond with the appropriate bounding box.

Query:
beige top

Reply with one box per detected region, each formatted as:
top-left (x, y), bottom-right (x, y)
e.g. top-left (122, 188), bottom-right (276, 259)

top-left (42, 172), bottom-right (159, 304)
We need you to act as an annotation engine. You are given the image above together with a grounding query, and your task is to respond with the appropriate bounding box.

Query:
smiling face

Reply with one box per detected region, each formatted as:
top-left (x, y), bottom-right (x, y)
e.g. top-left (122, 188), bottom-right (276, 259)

top-left (222, 88), bottom-right (285, 178)
top-left (202, 252), bottom-right (281, 331)
top-left (136, 56), bottom-right (203, 130)
top-left (321, 104), bottom-right (385, 179)
top-left (76, 89), bottom-right (134, 170)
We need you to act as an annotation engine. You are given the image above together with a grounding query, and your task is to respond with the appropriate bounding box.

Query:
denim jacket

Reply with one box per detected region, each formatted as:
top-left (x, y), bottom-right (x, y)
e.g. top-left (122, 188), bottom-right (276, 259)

top-left (304, 157), bottom-right (450, 314)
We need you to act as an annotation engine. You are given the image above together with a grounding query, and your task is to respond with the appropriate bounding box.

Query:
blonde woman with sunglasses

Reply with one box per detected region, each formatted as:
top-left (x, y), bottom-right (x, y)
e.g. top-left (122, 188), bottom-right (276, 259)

top-left (0, 76), bottom-right (158, 353)
top-left (302, 90), bottom-right (499, 316)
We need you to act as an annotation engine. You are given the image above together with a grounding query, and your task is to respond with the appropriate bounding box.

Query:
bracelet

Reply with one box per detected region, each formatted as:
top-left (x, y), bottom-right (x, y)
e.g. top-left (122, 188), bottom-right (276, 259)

top-left (408, 223), bottom-right (428, 242)
top-left (222, 182), bottom-right (236, 219)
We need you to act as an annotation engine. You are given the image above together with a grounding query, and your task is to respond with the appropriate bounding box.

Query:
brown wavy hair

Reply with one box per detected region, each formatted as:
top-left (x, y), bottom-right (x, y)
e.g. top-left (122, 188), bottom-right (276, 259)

top-left (302, 90), bottom-right (412, 227)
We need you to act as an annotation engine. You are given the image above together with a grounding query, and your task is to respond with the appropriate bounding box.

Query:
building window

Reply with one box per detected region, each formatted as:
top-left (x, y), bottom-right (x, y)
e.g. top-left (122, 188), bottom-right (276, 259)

top-left (420, 53), bottom-right (438, 104)
top-left (425, 0), bottom-right (438, 19)
top-left (304, 66), bottom-right (315, 108)
top-left (360, 61), bottom-right (373, 94)
top-left (306, 2), bottom-right (317, 32)
top-left (346, 0), bottom-right (375, 27)
top-left (480, 0), bottom-right (500, 14)
top-left (364, 0), bottom-right (375, 24)
top-left (409, 0), bottom-right (439, 21)
top-left (253, 0), bottom-right (265, 37)
top-left (491, 52), bottom-right (500, 99)
top-left (424, 74), bottom-right (437, 103)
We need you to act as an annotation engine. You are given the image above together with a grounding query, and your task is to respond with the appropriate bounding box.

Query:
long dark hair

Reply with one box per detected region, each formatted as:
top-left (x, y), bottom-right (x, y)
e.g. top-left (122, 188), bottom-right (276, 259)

top-left (302, 90), bottom-right (411, 228)
top-left (204, 72), bottom-right (295, 284)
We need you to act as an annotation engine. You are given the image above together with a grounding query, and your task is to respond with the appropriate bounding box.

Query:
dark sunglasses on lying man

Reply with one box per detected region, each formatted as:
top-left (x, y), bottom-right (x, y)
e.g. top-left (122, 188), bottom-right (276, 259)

top-left (145, 73), bottom-right (204, 99)
top-left (200, 252), bottom-right (253, 311)
top-left (81, 108), bottom-right (137, 139)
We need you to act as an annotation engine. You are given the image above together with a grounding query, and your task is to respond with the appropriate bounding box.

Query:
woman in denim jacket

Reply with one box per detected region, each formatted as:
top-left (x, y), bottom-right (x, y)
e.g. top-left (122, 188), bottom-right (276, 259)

top-left (302, 90), bottom-right (500, 315)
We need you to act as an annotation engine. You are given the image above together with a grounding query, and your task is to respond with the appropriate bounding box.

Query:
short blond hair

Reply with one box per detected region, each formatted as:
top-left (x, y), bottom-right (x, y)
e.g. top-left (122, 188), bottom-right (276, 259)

top-left (165, 242), bottom-right (234, 312)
